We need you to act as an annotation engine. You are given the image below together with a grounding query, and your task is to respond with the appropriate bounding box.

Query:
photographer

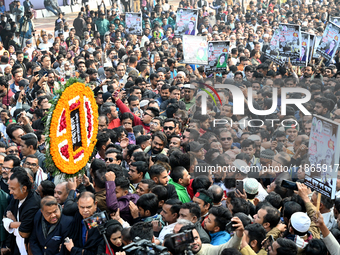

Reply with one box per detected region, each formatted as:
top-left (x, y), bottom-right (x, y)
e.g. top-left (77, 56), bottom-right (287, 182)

top-left (165, 217), bottom-right (244, 255)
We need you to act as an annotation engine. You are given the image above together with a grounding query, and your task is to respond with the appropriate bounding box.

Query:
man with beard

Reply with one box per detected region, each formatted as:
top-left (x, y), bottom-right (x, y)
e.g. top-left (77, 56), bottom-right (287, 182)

top-left (157, 84), bottom-right (170, 106)
top-left (302, 64), bottom-right (315, 81)
top-left (144, 131), bottom-right (167, 155)
top-left (163, 118), bottom-right (177, 142)
top-left (181, 128), bottom-right (199, 149)
top-left (181, 85), bottom-right (196, 111)
top-left (138, 64), bottom-right (150, 80)
top-left (149, 164), bottom-right (178, 200)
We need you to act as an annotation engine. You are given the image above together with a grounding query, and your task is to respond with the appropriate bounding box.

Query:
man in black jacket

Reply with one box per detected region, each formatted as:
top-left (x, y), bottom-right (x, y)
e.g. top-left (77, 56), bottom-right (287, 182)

top-left (61, 190), bottom-right (104, 255)
top-left (29, 196), bottom-right (73, 255)
top-left (2, 167), bottom-right (41, 255)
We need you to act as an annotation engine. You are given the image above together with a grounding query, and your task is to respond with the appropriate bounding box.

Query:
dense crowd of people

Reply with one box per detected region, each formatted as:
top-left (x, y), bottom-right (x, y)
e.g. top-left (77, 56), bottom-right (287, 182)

top-left (1, 0), bottom-right (340, 255)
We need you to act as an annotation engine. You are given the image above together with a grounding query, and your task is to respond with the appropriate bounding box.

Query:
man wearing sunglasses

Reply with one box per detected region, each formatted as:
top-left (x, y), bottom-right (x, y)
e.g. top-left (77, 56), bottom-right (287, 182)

top-left (163, 118), bottom-right (177, 141)
top-left (149, 117), bottom-right (163, 134)
top-left (104, 148), bottom-right (122, 166)
top-left (219, 129), bottom-right (234, 152)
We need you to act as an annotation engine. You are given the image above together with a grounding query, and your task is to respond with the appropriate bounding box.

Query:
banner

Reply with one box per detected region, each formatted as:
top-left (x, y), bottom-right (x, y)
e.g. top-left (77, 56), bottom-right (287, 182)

top-left (175, 8), bottom-right (198, 35)
top-left (263, 27), bottom-right (285, 66)
top-left (304, 115), bottom-right (340, 199)
top-left (316, 22), bottom-right (340, 63)
top-left (292, 32), bottom-right (309, 66)
top-left (125, 12), bottom-right (143, 35)
top-left (205, 41), bottom-right (230, 73)
top-left (278, 23), bottom-right (301, 58)
top-left (183, 35), bottom-right (208, 65)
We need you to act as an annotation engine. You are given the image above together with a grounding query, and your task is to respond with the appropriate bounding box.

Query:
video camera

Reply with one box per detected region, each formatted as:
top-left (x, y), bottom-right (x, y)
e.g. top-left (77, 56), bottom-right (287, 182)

top-left (123, 237), bottom-right (169, 255)
top-left (164, 229), bottom-right (194, 255)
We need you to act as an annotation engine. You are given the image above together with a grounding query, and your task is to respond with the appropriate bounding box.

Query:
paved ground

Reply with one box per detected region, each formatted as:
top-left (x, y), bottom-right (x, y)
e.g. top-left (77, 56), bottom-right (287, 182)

top-left (33, 0), bottom-right (181, 35)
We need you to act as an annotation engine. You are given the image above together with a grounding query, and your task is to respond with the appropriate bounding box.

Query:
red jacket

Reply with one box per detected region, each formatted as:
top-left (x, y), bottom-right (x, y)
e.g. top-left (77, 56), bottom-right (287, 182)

top-left (116, 98), bottom-right (150, 133)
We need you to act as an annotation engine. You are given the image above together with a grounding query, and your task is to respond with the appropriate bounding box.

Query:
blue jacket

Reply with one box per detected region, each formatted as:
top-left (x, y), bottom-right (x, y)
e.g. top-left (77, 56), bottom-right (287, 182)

top-left (29, 209), bottom-right (73, 255)
top-left (209, 231), bottom-right (231, 246)
top-left (19, 16), bottom-right (34, 39)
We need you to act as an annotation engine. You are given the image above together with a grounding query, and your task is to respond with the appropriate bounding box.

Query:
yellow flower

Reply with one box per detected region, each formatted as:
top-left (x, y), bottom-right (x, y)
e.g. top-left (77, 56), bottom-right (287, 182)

top-left (49, 82), bottom-right (98, 175)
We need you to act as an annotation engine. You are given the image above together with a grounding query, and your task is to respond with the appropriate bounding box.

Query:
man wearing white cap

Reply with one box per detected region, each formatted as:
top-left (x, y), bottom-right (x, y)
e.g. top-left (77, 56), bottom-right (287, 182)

top-left (286, 212), bottom-right (313, 250)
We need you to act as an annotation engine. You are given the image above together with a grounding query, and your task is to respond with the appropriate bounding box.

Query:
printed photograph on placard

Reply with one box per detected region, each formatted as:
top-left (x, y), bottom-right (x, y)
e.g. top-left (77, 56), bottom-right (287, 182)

top-left (304, 115), bottom-right (340, 199)
top-left (183, 35), bottom-right (208, 65)
top-left (264, 27), bottom-right (284, 65)
top-left (278, 24), bottom-right (301, 58)
top-left (308, 34), bottom-right (315, 62)
top-left (175, 8), bottom-right (198, 35)
top-left (125, 13), bottom-right (142, 35)
top-left (313, 36), bottom-right (322, 59)
top-left (206, 41), bottom-right (230, 73)
top-left (316, 22), bottom-right (340, 63)
top-left (292, 32), bottom-right (309, 66)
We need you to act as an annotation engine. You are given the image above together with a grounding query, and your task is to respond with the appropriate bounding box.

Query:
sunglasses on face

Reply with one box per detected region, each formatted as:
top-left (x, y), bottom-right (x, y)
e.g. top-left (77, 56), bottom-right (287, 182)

top-left (221, 137), bottom-right (232, 141)
top-left (164, 126), bottom-right (174, 130)
top-left (105, 157), bottom-right (114, 162)
top-left (8, 150), bottom-right (19, 154)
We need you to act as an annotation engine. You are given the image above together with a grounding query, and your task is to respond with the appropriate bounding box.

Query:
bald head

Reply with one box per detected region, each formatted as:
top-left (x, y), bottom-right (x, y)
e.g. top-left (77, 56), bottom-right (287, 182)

top-left (54, 182), bottom-right (69, 205)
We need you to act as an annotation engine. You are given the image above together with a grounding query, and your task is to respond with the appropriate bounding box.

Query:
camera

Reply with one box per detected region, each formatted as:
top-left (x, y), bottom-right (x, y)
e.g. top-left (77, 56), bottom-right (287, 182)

top-left (123, 237), bottom-right (169, 255)
top-left (83, 211), bottom-right (108, 231)
top-left (164, 230), bottom-right (194, 255)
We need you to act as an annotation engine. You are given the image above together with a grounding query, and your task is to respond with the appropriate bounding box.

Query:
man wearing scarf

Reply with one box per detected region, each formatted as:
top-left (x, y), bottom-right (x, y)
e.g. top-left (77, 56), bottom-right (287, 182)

top-left (29, 196), bottom-right (73, 254)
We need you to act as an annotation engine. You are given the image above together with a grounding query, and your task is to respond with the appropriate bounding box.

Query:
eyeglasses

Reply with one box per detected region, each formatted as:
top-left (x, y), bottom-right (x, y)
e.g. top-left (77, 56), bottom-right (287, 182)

top-left (24, 162), bottom-right (38, 167)
top-left (150, 122), bottom-right (159, 126)
top-left (221, 137), bottom-right (232, 141)
top-left (8, 150), bottom-right (19, 154)
top-left (105, 157), bottom-right (114, 163)
top-left (3, 167), bottom-right (12, 171)
top-left (164, 126), bottom-right (174, 130)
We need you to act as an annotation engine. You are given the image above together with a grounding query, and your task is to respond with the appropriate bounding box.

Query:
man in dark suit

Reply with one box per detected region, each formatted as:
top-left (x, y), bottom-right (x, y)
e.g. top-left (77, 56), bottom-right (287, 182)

top-left (61, 191), bottom-right (104, 255)
top-left (185, 21), bottom-right (196, 35)
top-left (2, 167), bottom-right (41, 255)
top-left (29, 196), bottom-right (73, 255)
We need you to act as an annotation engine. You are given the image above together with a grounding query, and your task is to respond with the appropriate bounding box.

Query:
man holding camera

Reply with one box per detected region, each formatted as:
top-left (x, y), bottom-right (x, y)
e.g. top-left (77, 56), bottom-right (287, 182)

top-left (29, 196), bottom-right (73, 255)
top-left (175, 217), bottom-right (244, 255)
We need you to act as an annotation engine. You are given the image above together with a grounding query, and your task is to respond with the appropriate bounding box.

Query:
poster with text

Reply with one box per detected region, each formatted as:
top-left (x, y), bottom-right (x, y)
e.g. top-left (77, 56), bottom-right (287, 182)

top-left (316, 22), bottom-right (340, 63)
top-left (264, 27), bottom-right (285, 66)
top-left (125, 12), bottom-right (142, 35)
top-left (304, 115), bottom-right (340, 199)
top-left (292, 32), bottom-right (309, 66)
top-left (183, 35), bottom-right (208, 65)
top-left (205, 41), bottom-right (230, 73)
top-left (175, 8), bottom-right (198, 35)
top-left (278, 23), bottom-right (301, 58)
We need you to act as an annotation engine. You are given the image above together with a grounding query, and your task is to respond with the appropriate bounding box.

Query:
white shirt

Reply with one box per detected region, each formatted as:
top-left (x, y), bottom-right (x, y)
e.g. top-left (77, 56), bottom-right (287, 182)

top-left (38, 42), bottom-right (52, 50)
top-left (158, 222), bottom-right (176, 243)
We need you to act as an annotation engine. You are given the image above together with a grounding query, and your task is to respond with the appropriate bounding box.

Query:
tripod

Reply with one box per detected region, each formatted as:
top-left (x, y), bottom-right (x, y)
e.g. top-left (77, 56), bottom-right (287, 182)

top-left (97, 224), bottom-right (114, 255)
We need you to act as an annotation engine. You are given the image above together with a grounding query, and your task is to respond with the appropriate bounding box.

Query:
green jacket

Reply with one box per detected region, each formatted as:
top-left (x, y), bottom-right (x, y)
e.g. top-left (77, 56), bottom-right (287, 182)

top-left (96, 18), bottom-right (110, 36)
top-left (168, 179), bottom-right (191, 203)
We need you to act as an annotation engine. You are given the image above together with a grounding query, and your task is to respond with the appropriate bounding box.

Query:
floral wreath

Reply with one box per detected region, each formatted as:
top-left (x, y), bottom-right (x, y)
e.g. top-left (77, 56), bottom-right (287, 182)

top-left (45, 78), bottom-right (98, 177)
